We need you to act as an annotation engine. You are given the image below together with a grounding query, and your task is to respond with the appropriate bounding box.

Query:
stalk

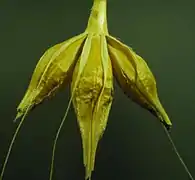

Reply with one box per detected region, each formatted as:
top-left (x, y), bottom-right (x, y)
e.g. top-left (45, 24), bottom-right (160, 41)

top-left (86, 0), bottom-right (108, 34)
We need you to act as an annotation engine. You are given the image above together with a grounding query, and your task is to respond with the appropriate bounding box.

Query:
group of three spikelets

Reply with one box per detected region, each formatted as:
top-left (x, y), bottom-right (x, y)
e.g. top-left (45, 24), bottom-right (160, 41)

top-left (1, 0), bottom-right (193, 180)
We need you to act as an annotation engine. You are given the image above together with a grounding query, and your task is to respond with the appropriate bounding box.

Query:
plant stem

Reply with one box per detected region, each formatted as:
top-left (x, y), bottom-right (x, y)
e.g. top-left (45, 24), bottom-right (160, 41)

top-left (86, 0), bottom-right (108, 34)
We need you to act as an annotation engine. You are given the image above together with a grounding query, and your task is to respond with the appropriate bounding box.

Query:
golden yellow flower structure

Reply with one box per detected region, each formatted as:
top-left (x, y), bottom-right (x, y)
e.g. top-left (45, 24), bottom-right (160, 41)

top-left (1, 0), bottom-right (175, 180)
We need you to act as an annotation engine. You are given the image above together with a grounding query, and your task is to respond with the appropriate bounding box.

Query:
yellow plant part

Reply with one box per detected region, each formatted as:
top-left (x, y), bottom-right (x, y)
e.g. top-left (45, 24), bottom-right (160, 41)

top-left (2, 0), bottom-right (187, 180)
top-left (71, 34), bottom-right (113, 179)
top-left (16, 33), bottom-right (87, 120)
top-left (107, 35), bottom-right (172, 129)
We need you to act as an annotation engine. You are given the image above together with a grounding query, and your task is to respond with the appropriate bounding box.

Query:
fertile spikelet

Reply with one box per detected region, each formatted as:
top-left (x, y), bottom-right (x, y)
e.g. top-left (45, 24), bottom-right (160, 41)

top-left (107, 35), bottom-right (172, 129)
top-left (71, 34), bottom-right (113, 180)
top-left (15, 33), bottom-right (87, 120)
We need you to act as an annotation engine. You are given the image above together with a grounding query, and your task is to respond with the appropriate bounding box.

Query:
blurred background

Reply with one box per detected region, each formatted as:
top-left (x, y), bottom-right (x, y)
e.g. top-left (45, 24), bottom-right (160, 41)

top-left (0, 0), bottom-right (195, 179)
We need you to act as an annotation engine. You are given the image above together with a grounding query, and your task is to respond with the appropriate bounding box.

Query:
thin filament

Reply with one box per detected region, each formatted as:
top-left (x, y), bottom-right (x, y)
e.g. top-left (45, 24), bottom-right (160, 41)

top-left (162, 124), bottom-right (194, 180)
top-left (49, 76), bottom-right (81, 180)
top-left (0, 105), bottom-right (31, 180)
top-left (49, 94), bottom-right (73, 180)
top-left (49, 36), bottom-right (91, 180)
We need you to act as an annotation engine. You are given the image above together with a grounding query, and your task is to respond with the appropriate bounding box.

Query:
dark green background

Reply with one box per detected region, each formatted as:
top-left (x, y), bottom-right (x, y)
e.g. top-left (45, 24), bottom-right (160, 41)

top-left (0, 0), bottom-right (195, 180)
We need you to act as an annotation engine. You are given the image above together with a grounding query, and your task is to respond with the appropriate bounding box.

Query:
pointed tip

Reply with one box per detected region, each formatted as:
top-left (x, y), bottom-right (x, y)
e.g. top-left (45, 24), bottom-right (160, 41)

top-left (85, 168), bottom-right (92, 180)
top-left (158, 111), bottom-right (172, 132)
top-left (85, 175), bottom-right (92, 180)
top-left (159, 109), bottom-right (172, 131)
top-left (161, 121), bottom-right (172, 132)
top-left (13, 111), bottom-right (23, 123)
top-left (153, 100), bottom-right (172, 131)
top-left (148, 104), bottom-right (172, 131)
